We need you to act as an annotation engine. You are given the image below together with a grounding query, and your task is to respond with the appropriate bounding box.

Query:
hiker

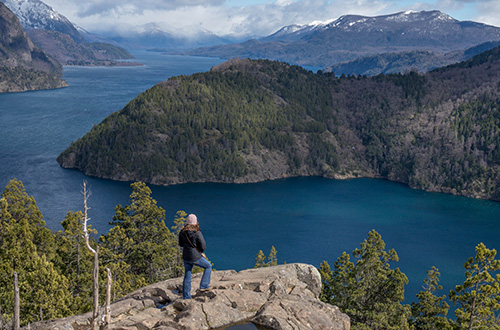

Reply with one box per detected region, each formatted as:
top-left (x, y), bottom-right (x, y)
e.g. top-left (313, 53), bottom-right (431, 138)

top-left (178, 213), bottom-right (212, 299)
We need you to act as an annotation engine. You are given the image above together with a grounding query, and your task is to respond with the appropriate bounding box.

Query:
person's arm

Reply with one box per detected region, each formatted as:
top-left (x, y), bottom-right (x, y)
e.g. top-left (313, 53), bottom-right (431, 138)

top-left (196, 231), bottom-right (207, 252)
top-left (178, 230), bottom-right (185, 247)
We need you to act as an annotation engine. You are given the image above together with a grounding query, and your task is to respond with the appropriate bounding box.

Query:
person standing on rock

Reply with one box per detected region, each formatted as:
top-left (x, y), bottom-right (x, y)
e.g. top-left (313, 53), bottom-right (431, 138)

top-left (179, 213), bottom-right (212, 299)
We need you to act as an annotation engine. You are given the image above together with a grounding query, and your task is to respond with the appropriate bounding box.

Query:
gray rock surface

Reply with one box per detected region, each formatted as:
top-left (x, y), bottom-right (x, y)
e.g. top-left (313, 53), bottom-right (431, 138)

top-left (27, 263), bottom-right (349, 330)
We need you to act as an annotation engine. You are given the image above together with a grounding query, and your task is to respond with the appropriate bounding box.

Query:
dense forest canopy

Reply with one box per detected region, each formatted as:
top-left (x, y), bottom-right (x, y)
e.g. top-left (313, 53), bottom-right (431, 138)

top-left (58, 46), bottom-right (500, 200)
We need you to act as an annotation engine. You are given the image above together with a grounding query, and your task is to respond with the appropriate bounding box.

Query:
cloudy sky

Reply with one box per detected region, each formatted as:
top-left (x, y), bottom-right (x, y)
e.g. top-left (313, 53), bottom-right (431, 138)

top-left (42, 0), bottom-right (500, 38)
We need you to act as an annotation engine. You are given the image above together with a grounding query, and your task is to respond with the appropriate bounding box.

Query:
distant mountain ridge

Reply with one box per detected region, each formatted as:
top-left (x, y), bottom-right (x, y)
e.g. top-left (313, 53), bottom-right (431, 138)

top-left (58, 46), bottom-right (500, 201)
top-left (327, 40), bottom-right (500, 76)
top-left (106, 22), bottom-right (235, 51)
top-left (1, 0), bottom-right (137, 66)
top-left (185, 10), bottom-right (500, 71)
top-left (0, 2), bottom-right (67, 92)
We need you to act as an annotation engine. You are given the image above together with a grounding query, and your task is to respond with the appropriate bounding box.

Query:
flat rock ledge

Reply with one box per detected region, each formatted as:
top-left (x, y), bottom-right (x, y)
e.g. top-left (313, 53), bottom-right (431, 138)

top-left (28, 263), bottom-right (349, 330)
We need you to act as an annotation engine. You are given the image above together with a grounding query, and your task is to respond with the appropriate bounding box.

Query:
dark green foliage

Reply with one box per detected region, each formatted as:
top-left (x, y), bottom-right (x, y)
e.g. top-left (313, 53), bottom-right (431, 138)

top-left (254, 246), bottom-right (278, 268)
top-left (58, 60), bottom-right (340, 184)
top-left (321, 238), bottom-right (500, 330)
top-left (100, 182), bottom-right (179, 285)
top-left (53, 211), bottom-right (96, 314)
top-left (410, 267), bottom-right (451, 330)
top-left (449, 243), bottom-right (500, 330)
top-left (58, 49), bottom-right (500, 200)
top-left (320, 230), bottom-right (410, 330)
top-left (0, 179), bottom-right (71, 325)
top-left (0, 179), bottom-right (187, 325)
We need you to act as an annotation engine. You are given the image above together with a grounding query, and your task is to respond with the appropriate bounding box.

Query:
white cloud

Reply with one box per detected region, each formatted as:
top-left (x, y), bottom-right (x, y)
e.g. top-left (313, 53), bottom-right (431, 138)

top-left (42, 0), bottom-right (500, 38)
top-left (475, 1), bottom-right (500, 27)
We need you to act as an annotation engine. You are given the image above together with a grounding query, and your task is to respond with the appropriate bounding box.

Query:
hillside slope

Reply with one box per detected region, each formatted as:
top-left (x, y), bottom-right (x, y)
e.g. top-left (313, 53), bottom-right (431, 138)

top-left (58, 47), bottom-right (500, 200)
top-left (327, 41), bottom-right (500, 76)
top-left (0, 2), bottom-right (67, 92)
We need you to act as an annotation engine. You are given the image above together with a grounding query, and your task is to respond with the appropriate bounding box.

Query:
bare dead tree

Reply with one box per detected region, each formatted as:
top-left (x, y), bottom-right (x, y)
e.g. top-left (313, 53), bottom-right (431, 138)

top-left (82, 181), bottom-right (99, 330)
top-left (13, 272), bottom-right (19, 330)
top-left (105, 268), bottom-right (112, 325)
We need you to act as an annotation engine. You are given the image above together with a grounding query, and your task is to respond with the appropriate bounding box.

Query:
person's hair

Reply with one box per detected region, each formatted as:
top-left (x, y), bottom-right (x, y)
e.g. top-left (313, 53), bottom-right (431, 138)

top-left (182, 223), bottom-right (200, 231)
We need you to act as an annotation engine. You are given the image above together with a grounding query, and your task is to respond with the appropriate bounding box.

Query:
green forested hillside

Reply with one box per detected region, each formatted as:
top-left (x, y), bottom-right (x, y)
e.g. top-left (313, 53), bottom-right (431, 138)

top-left (58, 47), bottom-right (500, 200)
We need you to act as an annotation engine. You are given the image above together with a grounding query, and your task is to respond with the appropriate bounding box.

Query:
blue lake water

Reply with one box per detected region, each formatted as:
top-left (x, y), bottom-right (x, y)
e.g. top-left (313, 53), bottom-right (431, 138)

top-left (1, 51), bottom-right (499, 303)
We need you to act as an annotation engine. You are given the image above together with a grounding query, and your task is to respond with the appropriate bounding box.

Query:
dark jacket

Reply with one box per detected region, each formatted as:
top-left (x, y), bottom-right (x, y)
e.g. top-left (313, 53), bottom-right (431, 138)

top-left (179, 229), bottom-right (206, 262)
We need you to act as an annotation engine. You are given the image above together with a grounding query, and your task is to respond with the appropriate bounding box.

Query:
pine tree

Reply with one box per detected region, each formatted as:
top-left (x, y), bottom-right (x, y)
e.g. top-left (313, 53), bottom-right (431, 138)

top-left (449, 243), bottom-right (500, 330)
top-left (0, 179), bottom-right (55, 260)
top-left (410, 267), bottom-right (451, 330)
top-left (267, 246), bottom-right (278, 266)
top-left (319, 260), bottom-right (334, 303)
top-left (320, 252), bottom-right (356, 310)
top-left (21, 255), bottom-right (72, 324)
top-left (0, 180), bottom-right (71, 325)
top-left (254, 250), bottom-right (266, 268)
top-left (347, 230), bottom-right (410, 330)
top-left (320, 230), bottom-right (410, 330)
top-left (53, 211), bottom-right (96, 314)
top-left (101, 182), bottom-right (178, 285)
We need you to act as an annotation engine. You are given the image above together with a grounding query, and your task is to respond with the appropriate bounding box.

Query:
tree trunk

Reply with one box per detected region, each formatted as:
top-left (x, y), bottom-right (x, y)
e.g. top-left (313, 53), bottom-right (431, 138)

top-left (14, 272), bottom-right (20, 330)
top-left (0, 304), bottom-right (3, 329)
top-left (92, 246), bottom-right (99, 330)
top-left (105, 268), bottom-right (112, 325)
top-left (82, 181), bottom-right (100, 330)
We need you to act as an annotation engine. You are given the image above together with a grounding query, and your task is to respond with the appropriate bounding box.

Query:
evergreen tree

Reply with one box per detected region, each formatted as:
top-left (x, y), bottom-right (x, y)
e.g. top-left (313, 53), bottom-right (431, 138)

top-left (53, 211), bottom-right (95, 314)
top-left (21, 255), bottom-right (72, 324)
top-left (254, 250), bottom-right (266, 268)
top-left (449, 243), bottom-right (500, 330)
top-left (0, 179), bottom-right (55, 260)
top-left (410, 267), bottom-right (451, 330)
top-left (320, 230), bottom-right (410, 330)
top-left (320, 252), bottom-right (356, 310)
top-left (319, 260), bottom-right (335, 303)
top-left (100, 182), bottom-right (178, 285)
top-left (254, 246), bottom-right (279, 268)
top-left (0, 179), bottom-right (71, 325)
top-left (267, 246), bottom-right (278, 266)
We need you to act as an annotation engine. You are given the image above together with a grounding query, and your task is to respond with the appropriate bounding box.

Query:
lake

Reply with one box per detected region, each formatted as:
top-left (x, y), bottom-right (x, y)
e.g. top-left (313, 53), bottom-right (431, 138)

top-left (1, 51), bottom-right (499, 303)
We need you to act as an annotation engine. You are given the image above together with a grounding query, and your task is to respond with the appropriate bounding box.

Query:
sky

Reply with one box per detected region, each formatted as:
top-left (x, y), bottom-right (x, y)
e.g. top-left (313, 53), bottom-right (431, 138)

top-left (41, 0), bottom-right (500, 38)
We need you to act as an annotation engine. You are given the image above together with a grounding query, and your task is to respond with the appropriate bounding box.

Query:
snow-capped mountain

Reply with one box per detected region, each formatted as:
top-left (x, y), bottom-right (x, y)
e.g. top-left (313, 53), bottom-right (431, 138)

top-left (0, 2), bottom-right (67, 92)
top-left (187, 10), bottom-right (500, 69)
top-left (0, 0), bottom-right (84, 43)
top-left (98, 22), bottom-right (235, 50)
top-left (266, 10), bottom-right (495, 44)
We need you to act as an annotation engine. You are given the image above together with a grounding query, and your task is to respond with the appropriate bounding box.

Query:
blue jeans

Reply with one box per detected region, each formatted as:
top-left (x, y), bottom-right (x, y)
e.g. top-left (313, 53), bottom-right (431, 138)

top-left (182, 257), bottom-right (212, 299)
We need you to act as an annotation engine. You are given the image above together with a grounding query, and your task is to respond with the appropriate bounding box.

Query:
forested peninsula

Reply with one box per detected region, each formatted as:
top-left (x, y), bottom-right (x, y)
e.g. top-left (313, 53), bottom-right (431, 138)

top-left (58, 46), bottom-right (500, 200)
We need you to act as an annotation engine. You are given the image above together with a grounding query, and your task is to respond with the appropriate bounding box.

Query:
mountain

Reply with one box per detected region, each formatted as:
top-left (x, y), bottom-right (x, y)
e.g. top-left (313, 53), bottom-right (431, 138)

top-left (0, 2), bottom-right (67, 92)
top-left (102, 23), bottom-right (235, 51)
top-left (185, 10), bottom-right (500, 69)
top-left (58, 46), bottom-right (500, 201)
top-left (26, 29), bottom-right (138, 66)
top-left (327, 40), bottom-right (500, 76)
top-left (1, 0), bottom-right (137, 66)
top-left (0, 0), bottom-right (84, 43)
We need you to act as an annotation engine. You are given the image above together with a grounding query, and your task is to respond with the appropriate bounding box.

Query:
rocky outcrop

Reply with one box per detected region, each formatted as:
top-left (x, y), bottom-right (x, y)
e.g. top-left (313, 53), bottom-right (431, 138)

top-left (28, 264), bottom-right (349, 330)
top-left (0, 2), bottom-right (67, 92)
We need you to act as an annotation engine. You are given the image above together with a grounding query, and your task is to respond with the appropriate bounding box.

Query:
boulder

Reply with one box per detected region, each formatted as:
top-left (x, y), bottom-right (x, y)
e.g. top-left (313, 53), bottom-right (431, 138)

top-left (27, 263), bottom-right (349, 330)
